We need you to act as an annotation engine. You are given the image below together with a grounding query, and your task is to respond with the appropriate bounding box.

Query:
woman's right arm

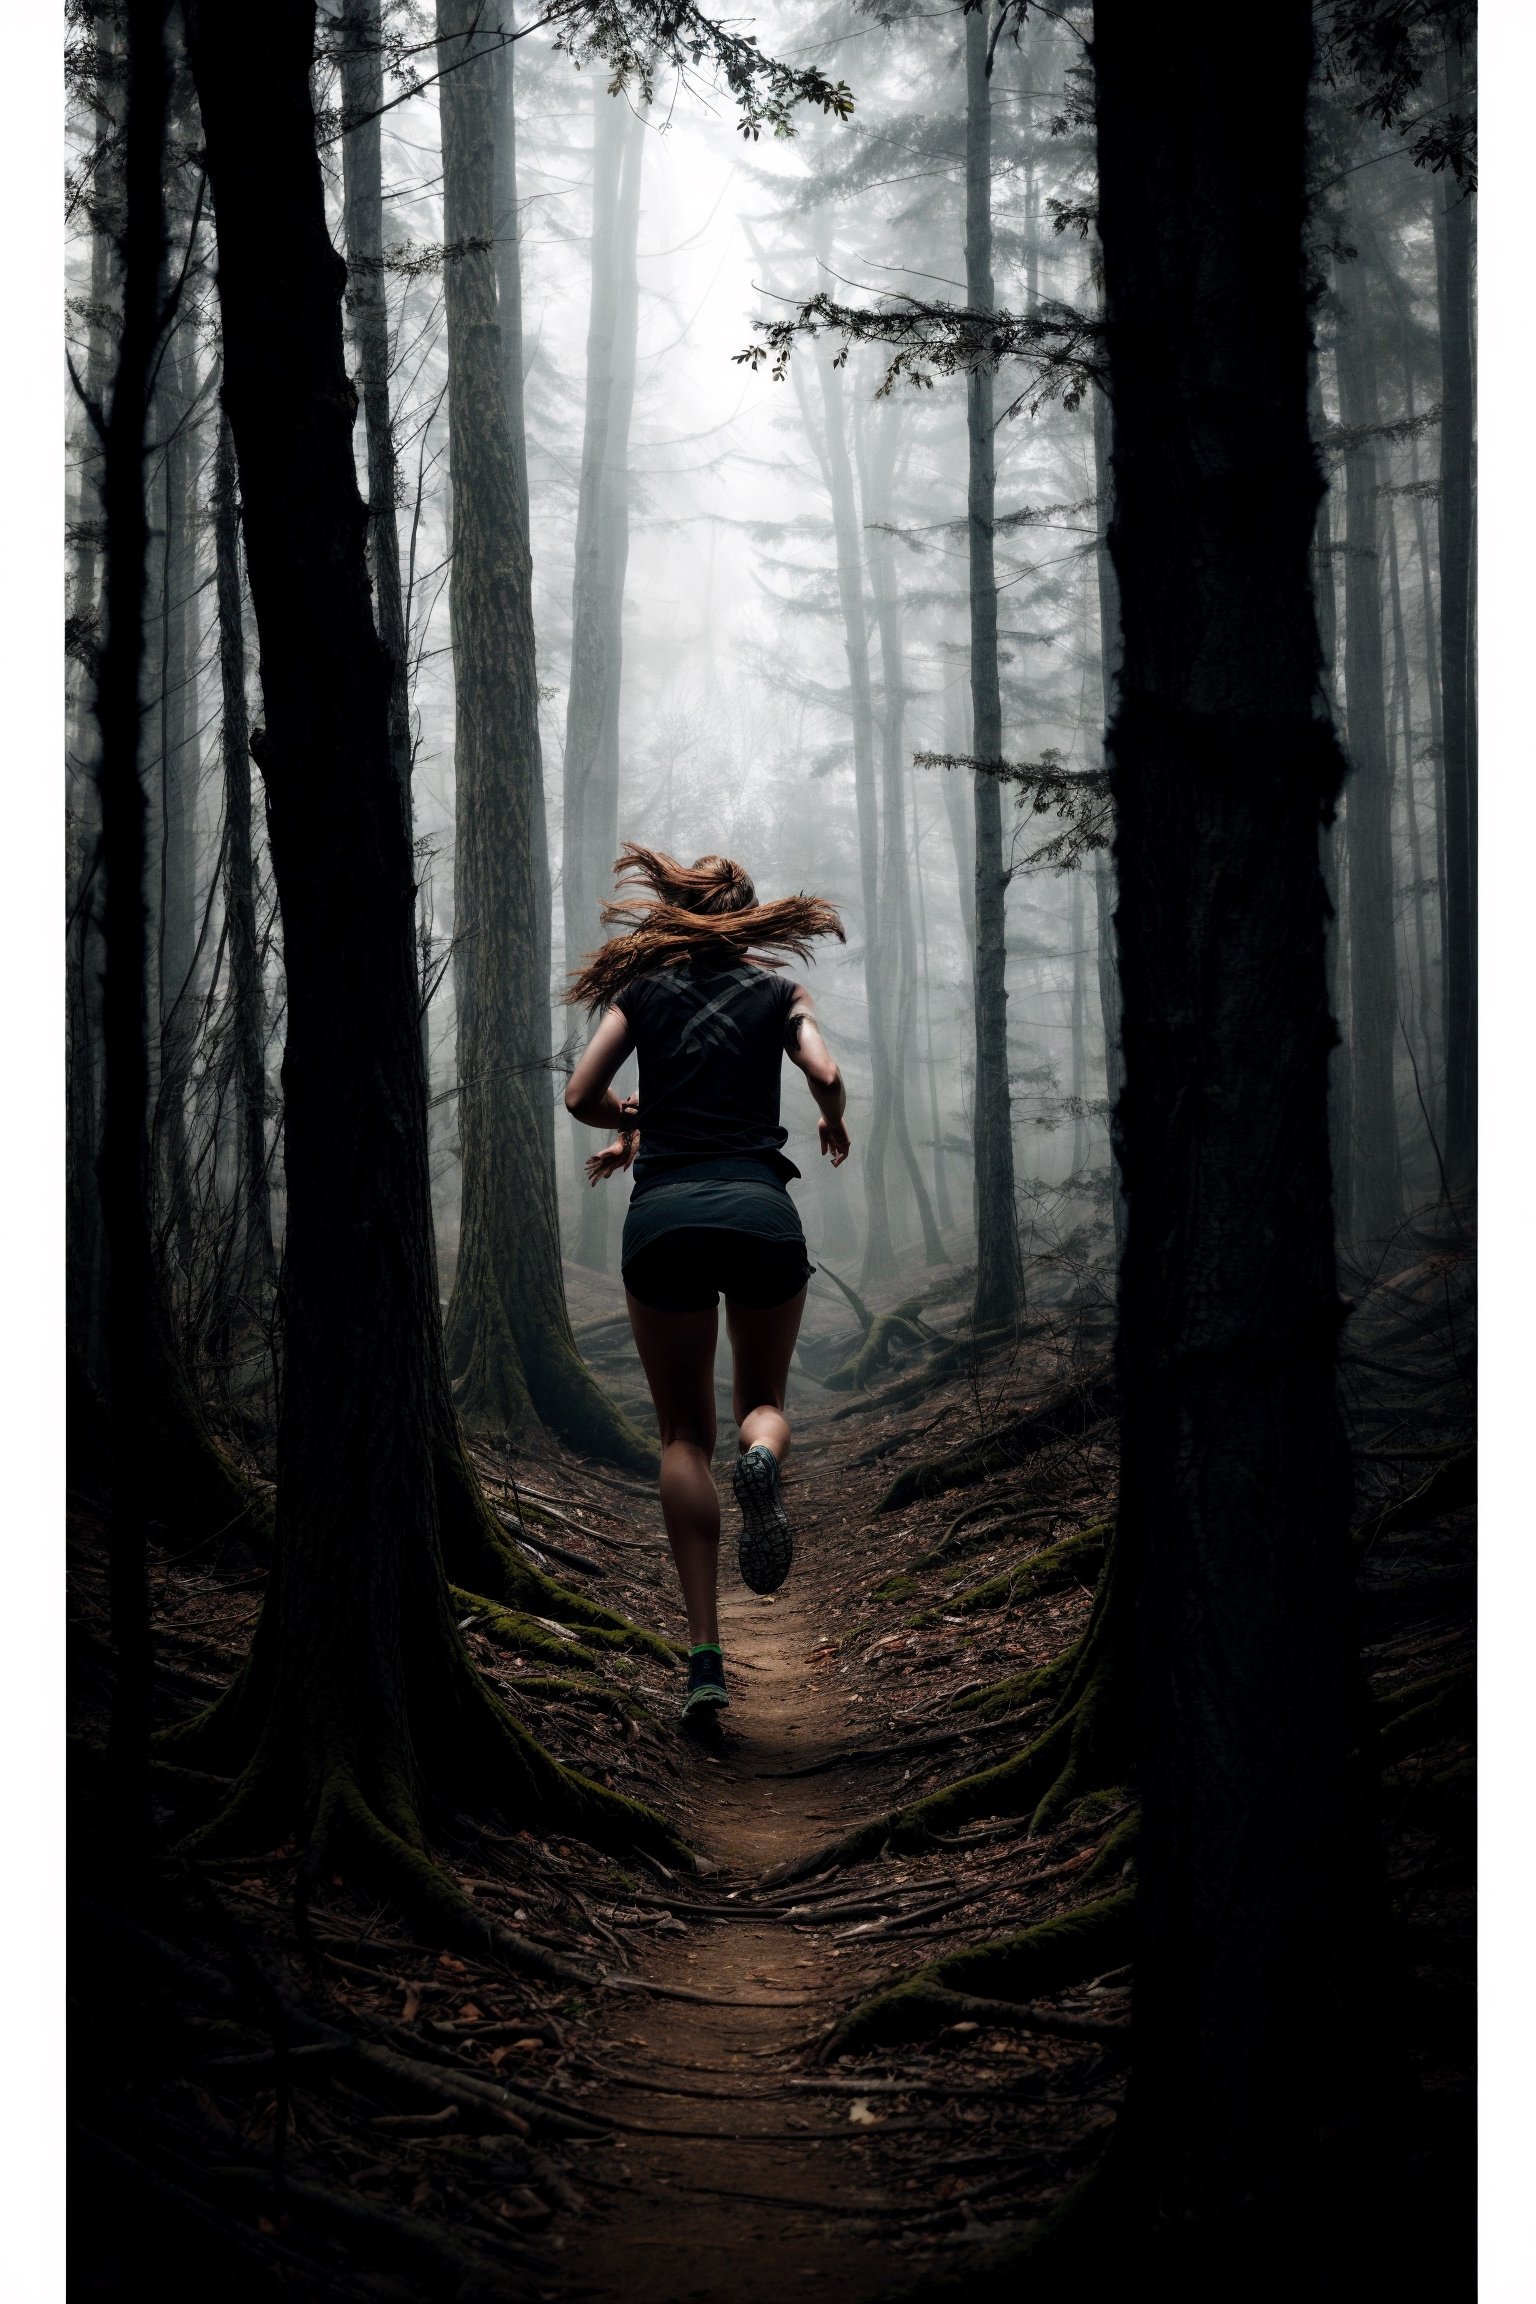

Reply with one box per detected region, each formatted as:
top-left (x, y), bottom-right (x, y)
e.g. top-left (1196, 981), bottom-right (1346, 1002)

top-left (785, 985), bottom-right (851, 1167)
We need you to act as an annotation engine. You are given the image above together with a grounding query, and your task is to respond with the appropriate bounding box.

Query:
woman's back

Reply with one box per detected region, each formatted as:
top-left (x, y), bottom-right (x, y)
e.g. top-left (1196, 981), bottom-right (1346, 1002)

top-left (613, 959), bottom-right (797, 1176)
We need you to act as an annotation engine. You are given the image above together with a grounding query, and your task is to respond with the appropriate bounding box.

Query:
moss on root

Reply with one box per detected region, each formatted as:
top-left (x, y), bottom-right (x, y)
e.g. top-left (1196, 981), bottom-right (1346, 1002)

top-left (908, 1523), bottom-right (1111, 1628)
top-left (822, 1891), bottom-right (1135, 2057)
top-left (435, 1435), bottom-right (681, 1663)
top-left (951, 1642), bottom-right (1082, 1720)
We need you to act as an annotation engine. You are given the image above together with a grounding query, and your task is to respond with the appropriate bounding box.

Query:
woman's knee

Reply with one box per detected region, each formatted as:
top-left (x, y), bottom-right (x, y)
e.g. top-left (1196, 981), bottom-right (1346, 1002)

top-left (658, 1414), bottom-right (717, 1456)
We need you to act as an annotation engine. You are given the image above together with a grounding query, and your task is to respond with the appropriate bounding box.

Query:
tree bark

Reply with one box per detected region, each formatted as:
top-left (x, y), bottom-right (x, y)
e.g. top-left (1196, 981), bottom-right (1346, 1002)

top-left (1095, 0), bottom-right (1366, 2245)
top-left (1077, 302), bottom-right (1122, 1242)
top-left (563, 85), bottom-right (645, 1273)
top-left (338, 0), bottom-right (413, 803)
top-left (1435, 29), bottom-right (1475, 1186)
top-left (1333, 276), bottom-right (1402, 1242)
top-left (858, 392), bottom-right (945, 1266)
top-left (1312, 456), bottom-right (1355, 1246)
top-left (151, 313), bottom-right (201, 1291)
top-left (212, 411), bottom-right (275, 1304)
top-left (965, 3), bottom-right (1024, 1329)
top-left (67, 14), bottom-right (120, 1390)
top-left (435, 3), bottom-right (650, 1465)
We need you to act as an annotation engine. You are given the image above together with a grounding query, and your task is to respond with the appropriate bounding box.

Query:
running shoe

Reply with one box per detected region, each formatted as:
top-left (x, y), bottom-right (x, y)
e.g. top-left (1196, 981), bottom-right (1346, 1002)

top-left (732, 1443), bottom-right (794, 1595)
top-left (682, 1646), bottom-right (729, 1722)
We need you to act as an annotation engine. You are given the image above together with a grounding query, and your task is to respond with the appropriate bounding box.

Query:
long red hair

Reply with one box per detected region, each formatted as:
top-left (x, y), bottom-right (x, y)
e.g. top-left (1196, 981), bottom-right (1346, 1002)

top-left (566, 844), bottom-right (844, 1011)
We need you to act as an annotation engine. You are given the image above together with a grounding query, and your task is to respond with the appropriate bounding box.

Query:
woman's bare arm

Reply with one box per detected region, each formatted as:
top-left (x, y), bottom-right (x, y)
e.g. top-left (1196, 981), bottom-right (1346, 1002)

top-left (564, 1006), bottom-right (636, 1131)
top-left (785, 984), bottom-right (851, 1167)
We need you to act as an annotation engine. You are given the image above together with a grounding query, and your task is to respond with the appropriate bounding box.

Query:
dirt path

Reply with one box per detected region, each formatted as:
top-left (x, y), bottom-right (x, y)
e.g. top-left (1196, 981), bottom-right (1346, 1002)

top-left (562, 1560), bottom-right (901, 2302)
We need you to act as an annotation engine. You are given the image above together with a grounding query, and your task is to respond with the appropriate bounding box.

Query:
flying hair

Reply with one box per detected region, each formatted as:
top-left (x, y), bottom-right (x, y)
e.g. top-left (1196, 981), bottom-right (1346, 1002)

top-left (566, 844), bottom-right (845, 1011)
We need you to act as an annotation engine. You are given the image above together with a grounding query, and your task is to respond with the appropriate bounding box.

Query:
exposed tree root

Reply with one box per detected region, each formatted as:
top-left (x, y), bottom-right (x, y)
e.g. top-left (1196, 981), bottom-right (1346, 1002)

top-left (446, 1230), bottom-right (657, 1476)
top-left (821, 1302), bottom-right (935, 1393)
top-left (1356, 1447), bottom-right (1474, 1553)
top-left (950, 1642), bottom-right (1082, 1721)
top-left (449, 1588), bottom-right (603, 1671)
top-left (829, 1324), bottom-right (1022, 1420)
top-left (434, 1429), bottom-right (680, 1662)
top-left (908, 1523), bottom-right (1111, 1628)
top-left (763, 1545), bottom-right (1132, 1886)
top-left (880, 1365), bottom-right (1118, 1510)
top-left (820, 1891), bottom-right (1134, 2057)
top-left (1376, 1665), bottom-right (1473, 1765)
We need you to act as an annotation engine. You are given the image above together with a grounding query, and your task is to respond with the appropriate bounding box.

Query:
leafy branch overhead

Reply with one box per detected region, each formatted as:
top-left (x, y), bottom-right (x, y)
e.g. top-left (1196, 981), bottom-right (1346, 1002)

top-left (313, 0), bottom-right (854, 143)
top-left (1318, 0), bottom-right (1477, 186)
top-left (914, 748), bottom-right (1112, 870)
top-left (735, 289), bottom-right (1101, 415)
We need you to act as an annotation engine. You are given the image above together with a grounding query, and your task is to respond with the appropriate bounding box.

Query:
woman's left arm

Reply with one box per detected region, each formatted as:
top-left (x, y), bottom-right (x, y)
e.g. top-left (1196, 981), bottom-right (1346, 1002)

top-left (564, 1007), bottom-right (639, 1183)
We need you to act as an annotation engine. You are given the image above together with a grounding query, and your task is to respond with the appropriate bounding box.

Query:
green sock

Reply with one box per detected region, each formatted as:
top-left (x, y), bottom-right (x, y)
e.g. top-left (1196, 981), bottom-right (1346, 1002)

top-left (689, 1643), bottom-right (722, 1656)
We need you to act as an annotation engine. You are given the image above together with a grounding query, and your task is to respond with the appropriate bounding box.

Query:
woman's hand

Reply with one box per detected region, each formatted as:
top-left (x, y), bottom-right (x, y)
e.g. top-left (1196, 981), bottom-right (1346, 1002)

top-left (585, 1098), bottom-right (639, 1185)
top-left (818, 1113), bottom-right (851, 1167)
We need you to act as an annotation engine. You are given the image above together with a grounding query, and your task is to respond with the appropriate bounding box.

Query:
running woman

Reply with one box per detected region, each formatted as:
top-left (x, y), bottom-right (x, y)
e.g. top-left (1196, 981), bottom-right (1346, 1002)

top-left (564, 846), bottom-right (850, 1725)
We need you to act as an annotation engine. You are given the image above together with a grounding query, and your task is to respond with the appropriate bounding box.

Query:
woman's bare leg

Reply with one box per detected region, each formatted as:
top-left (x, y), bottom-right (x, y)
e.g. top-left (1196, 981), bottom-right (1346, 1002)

top-left (726, 1285), bottom-right (808, 1461)
top-left (624, 1295), bottom-right (721, 1646)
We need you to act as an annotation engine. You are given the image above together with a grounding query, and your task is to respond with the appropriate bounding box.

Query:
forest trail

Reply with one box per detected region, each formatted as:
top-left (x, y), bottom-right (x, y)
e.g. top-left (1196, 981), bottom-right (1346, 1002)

top-left (562, 1545), bottom-right (902, 2303)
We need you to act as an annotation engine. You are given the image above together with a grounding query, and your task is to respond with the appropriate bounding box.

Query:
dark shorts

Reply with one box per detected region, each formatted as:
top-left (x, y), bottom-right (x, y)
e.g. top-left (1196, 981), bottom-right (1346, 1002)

top-left (622, 1227), bottom-right (814, 1313)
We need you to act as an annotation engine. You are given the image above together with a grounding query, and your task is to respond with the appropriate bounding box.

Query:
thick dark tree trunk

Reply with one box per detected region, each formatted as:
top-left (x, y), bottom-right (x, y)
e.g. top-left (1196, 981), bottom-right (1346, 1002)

top-left (965, 5), bottom-right (1024, 1329)
top-left (1435, 30), bottom-right (1475, 1187)
top-left (1333, 279), bottom-right (1402, 1242)
top-left (435, 0), bottom-right (649, 1465)
top-left (175, 0), bottom-right (671, 1924)
top-left (1095, 0), bottom-right (1366, 2250)
top-left (563, 85), bottom-right (644, 1273)
top-left (212, 412), bottom-right (275, 1304)
top-left (339, 0), bottom-right (412, 802)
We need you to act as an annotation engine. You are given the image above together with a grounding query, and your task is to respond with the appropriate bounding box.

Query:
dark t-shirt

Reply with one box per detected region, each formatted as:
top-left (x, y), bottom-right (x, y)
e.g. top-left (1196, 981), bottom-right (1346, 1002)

top-left (611, 959), bottom-right (800, 1186)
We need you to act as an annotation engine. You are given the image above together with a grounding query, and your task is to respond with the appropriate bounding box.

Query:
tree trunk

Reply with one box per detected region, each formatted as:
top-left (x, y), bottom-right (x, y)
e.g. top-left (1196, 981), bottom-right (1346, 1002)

top-left (212, 412), bottom-right (275, 1305)
top-left (965, 4), bottom-right (1024, 1329)
top-left (67, 16), bottom-right (120, 1391)
top-left (96, 0), bottom-right (173, 1850)
top-left (563, 85), bottom-right (645, 1273)
top-left (491, 17), bottom-right (556, 1186)
top-left (912, 793), bottom-right (957, 1233)
top-left (1384, 500), bottom-right (1434, 1095)
top-left (1333, 283), bottom-right (1402, 1242)
top-left (1435, 29), bottom-right (1475, 1187)
top-left (1068, 865), bottom-right (1088, 1177)
top-left (1095, 0), bottom-right (1366, 2250)
top-left (152, 315), bottom-right (201, 1294)
top-left (858, 393), bottom-right (945, 1266)
top-left (435, 3), bottom-right (649, 1464)
top-left (339, 0), bottom-right (413, 802)
top-left (176, 0), bottom-right (671, 1923)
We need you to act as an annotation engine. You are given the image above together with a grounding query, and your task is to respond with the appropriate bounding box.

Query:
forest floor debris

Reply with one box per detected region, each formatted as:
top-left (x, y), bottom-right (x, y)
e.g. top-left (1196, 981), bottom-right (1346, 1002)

top-left (69, 1218), bottom-right (1473, 2299)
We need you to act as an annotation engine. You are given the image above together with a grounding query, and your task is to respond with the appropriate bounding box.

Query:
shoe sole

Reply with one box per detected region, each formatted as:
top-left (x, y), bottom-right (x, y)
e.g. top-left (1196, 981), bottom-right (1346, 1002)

top-left (681, 1685), bottom-right (730, 1724)
top-left (733, 1448), bottom-right (794, 1595)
